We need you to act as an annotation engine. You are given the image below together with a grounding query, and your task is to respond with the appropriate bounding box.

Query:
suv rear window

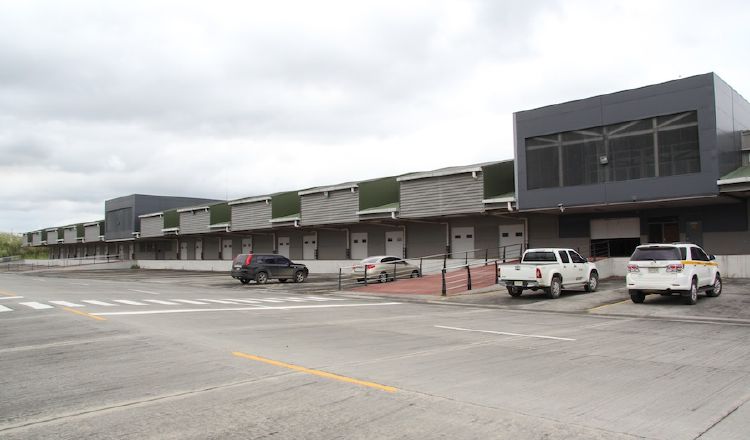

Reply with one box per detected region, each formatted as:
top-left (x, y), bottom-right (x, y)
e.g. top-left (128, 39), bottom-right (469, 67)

top-left (522, 251), bottom-right (557, 262)
top-left (234, 254), bottom-right (249, 263)
top-left (630, 247), bottom-right (681, 261)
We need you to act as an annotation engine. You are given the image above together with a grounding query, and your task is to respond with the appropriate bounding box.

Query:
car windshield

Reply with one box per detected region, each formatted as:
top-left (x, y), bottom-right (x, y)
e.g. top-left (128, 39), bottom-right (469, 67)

top-left (522, 251), bottom-right (557, 262)
top-left (630, 247), bottom-right (681, 261)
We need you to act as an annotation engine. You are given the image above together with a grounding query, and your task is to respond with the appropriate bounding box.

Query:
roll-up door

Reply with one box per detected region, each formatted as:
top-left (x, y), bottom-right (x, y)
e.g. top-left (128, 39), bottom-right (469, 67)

top-left (590, 218), bottom-right (640, 239)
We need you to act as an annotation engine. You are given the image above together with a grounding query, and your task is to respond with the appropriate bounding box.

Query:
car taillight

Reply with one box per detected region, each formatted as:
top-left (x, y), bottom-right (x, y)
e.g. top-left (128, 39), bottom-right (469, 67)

top-left (627, 264), bottom-right (640, 273)
top-left (365, 264), bottom-right (376, 270)
top-left (666, 263), bottom-right (684, 273)
top-left (245, 254), bottom-right (253, 265)
top-left (535, 268), bottom-right (541, 279)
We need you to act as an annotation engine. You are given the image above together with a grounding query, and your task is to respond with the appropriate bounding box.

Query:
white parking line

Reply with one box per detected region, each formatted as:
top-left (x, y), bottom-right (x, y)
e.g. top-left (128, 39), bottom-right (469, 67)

top-left (113, 300), bottom-right (147, 306)
top-left (20, 302), bottom-right (54, 310)
top-left (171, 299), bottom-right (208, 305)
top-left (226, 299), bottom-right (262, 304)
top-left (49, 301), bottom-right (85, 308)
top-left (252, 299), bottom-right (284, 303)
top-left (434, 325), bottom-right (576, 341)
top-left (70, 282), bottom-right (90, 286)
top-left (198, 299), bottom-right (241, 304)
top-left (0, 296), bottom-right (24, 300)
top-left (143, 299), bottom-right (178, 305)
top-left (0, 305), bottom-right (12, 312)
top-left (92, 302), bottom-right (402, 316)
top-left (82, 300), bottom-right (116, 306)
top-left (128, 289), bottom-right (161, 295)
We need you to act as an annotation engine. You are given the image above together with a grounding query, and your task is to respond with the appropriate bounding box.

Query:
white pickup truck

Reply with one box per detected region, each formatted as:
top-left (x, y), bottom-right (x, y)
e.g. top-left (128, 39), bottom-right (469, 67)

top-left (499, 248), bottom-right (599, 299)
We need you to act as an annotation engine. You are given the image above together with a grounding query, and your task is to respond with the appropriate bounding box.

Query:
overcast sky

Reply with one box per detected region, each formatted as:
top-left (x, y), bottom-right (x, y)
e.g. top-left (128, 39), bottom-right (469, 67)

top-left (2, 0), bottom-right (750, 232)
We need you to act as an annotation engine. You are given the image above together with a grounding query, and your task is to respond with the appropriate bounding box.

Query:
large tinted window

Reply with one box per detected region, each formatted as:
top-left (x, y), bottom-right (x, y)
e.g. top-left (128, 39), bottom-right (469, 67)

top-left (523, 251), bottom-right (557, 262)
top-left (630, 247), bottom-right (681, 261)
top-left (526, 135), bottom-right (560, 189)
top-left (524, 111), bottom-right (699, 189)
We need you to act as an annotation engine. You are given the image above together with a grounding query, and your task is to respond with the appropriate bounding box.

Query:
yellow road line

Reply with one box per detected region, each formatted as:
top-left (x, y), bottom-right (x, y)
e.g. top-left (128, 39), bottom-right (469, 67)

top-left (0, 289), bottom-right (19, 297)
top-left (62, 307), bottom-right (107, 321)
top-left (232, 351), bottom-right (397, 393)
top-left (587, 299), bottom-right (630, 313)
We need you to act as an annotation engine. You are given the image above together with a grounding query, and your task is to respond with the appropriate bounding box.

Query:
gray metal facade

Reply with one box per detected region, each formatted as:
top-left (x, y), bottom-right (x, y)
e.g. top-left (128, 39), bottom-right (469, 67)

top-left (179, 210), bottom-right (210, 235)
top-left (140, 217), bottom-right (164, 238)
top-left (32, 232), bottom-right (42, 246)
top-left (84, 225), bottom-right (100, 242)
top-left (300, 190), bottom-right (359, 226)
top-left (63, 228), bottom-right (77, 244)
top-left (514, 73), bottom-right (750, 210)
top-left (400, 173), bottom-right (484, 218)
top-left (105, 194), bottom-right (221, 241)
top-left (231, 202), bottom-right (272, 231)
top-left (47, 230), bottom-right (58, 243)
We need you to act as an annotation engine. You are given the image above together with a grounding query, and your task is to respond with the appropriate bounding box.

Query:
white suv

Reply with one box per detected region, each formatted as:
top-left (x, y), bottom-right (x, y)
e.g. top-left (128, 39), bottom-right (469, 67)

top-left (626, 243), bottom-right (721, 305)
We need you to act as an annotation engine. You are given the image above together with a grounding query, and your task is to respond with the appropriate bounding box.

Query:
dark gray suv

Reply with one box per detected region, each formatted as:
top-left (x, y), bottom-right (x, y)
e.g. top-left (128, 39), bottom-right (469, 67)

top-left (231, 253), bottom-right (309, 285)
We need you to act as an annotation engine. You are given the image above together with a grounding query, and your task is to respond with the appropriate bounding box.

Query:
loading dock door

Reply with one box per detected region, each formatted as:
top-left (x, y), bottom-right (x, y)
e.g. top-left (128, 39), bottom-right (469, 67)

top-left (451, 227), bottom-right (475, 259)
top-left (351, 232), bottom-right (368, 260)
top-left (303, 234), bottom-right (316, 260)
top-left (222, 239), bottom-right (233, 260)
top-left (278, 236), bottom-right (290, 258)
top-left (180, 241), bottom-right (188, 260)
top-left (195, 240), bottom-right (203, 260)
top-left (499, 223), bottom-right (524, 260)
top-left (241, 238), bottom-right (253, 254)
top-left (385, 231), bottom-right (404, 258)
top-left (118, 244), bottom-right (125, 260)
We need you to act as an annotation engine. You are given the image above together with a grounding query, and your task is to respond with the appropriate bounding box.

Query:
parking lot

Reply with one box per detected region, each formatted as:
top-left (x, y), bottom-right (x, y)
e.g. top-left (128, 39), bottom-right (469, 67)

top-left (1, 268), bottom-right (749, 439)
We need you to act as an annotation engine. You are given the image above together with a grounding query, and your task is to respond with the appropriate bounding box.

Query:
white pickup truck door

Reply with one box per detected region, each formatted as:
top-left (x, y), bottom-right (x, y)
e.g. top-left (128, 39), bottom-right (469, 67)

top-left (568, 250), bottom-right (587, 283)
top-left (556, 250), bottom-right (576, 285)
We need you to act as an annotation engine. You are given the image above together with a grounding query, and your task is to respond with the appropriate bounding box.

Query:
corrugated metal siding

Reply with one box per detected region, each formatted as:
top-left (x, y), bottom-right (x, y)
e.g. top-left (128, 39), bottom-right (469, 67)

top-left (47, 230), bottom-right (58, 243)
top-left (180, 210), bottom-right (210, 234)
top-left (84, 225), bottom-right (100, 242)
top-left (64, 229), bottom-right (77, 244)
top-left (141, 217), bottom-right (164, 237)
top-left (231, 202), bottom-right (272, 231)
top-left (400, 173), bottom-right (485, 218)
top-left (301, 190), bottom-right (359, 226)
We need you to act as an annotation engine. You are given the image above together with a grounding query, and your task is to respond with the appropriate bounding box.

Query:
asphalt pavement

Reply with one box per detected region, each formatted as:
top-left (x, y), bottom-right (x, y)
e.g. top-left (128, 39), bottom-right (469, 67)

top-left (1, 269), bottom-right (749, 439)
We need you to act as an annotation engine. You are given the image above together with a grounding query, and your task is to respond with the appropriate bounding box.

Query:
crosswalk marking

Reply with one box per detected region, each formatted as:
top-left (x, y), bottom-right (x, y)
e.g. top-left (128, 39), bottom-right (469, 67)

top-left (113, 300), bottom-right (147, 306)
top-left (49, 301), bottom-right (85, 308)
top-left (171, 299), bottom-right (208, 305)
top-left (143, 299), bottom-right (178, 305)
top-left (20, 302), bottom-right (54, 310)
top-left (0, 295), bottom-right (355, 315)
top-left (82, 300), bottom-right (116, 306)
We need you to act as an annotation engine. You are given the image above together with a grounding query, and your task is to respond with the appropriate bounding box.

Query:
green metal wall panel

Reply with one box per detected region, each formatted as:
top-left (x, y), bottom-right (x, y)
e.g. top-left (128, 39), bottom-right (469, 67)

top-left (41, 230), bottom-right (48, 241)
top-left (271, 192), bottom-right (300, 219)
top-left (76, 223), bottom-right (85, 238)
top-left (359, 177), bottom-right (399, 210)
top-left (99, 221), bottom-right (105, 236)
top-left (210, 202), bottom-right (231, 224)
top-left (482, 161), bottom-right (515, 198)
top-left (57, 227), bottom-right (64, 238)
top-left (163, 209), bottom-right (180, 228)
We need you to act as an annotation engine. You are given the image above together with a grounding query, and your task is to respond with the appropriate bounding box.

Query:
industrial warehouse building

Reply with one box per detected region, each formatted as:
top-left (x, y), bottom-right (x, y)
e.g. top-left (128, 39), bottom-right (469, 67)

top-left (23, 73), bottom-right (750, 274)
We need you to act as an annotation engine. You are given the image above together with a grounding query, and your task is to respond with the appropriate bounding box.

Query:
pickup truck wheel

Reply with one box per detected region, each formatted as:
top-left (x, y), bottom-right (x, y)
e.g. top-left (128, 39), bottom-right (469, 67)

top-left (629, 290), bottom-right (645, 303)
top-left (584, 271), bottom-right (599, 292)
top-left (706, 273), bottom-right (722, 297)
top-left (507, 286), bottom-right (523, 297)
top-left (546, 276), bottom-right (561, 299)
top-left (683, 278), bottom-right (698, 305)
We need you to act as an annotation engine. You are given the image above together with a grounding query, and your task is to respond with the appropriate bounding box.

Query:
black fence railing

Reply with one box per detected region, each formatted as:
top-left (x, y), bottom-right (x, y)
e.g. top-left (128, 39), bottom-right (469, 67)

top-left (337, 243), bottom-right (524, 291)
